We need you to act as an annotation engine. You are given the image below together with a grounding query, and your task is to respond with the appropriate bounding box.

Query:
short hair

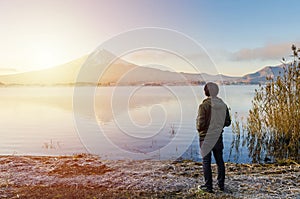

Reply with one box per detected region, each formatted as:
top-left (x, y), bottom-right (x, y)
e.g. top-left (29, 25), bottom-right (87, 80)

top-left (204, 82), bottom-right (219, 97)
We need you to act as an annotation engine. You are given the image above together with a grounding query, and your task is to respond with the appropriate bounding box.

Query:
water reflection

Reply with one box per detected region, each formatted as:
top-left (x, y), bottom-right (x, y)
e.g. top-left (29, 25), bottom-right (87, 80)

top-left (0, 87), bottom-right (84, 155)
top-left (77, 86), bottom-right (199, 160)
top-left (0, 85), bottom-right (257, 162)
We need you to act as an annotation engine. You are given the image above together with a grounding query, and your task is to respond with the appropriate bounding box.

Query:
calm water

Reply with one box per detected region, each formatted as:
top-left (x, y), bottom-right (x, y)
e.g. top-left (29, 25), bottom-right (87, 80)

top-left (0, 85), bottom-right (258, 163)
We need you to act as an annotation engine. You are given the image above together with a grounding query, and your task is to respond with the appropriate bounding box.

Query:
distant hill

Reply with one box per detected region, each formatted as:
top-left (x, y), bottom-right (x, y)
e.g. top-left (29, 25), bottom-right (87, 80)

top-left (0, 50), bottom-right (139, 85)
top-left (238, 65), bottom-right (285, 84)
top-left (0, 50), bottom-right (288, 86)
top-left (0, 56), bottom-right (86, 85)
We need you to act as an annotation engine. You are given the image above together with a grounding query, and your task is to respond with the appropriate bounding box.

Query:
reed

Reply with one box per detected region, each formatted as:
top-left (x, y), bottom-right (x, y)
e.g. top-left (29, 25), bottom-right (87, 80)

top-left (246, 45), bottom-right (300, 163)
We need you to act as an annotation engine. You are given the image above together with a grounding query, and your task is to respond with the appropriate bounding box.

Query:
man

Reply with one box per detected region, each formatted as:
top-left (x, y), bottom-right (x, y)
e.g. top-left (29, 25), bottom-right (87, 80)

top-left (196, 82), bottom-right (231, 193)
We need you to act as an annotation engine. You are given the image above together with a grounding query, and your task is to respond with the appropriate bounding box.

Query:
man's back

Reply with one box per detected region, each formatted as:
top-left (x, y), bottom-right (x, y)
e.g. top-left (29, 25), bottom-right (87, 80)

top-left (197, 97), bottom-right (230, 141)
top-left (196, 82), bottom-right (231, 193)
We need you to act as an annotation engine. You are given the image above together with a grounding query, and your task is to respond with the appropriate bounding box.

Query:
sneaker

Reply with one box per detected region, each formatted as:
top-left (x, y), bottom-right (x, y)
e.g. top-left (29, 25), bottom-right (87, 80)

top-left (198, 185), bottom-right (213, 193)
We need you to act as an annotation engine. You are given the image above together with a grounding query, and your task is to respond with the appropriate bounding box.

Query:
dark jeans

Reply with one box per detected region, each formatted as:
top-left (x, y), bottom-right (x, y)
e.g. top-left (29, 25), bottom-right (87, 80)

top-left (200, 137), bottom-right (225, 190)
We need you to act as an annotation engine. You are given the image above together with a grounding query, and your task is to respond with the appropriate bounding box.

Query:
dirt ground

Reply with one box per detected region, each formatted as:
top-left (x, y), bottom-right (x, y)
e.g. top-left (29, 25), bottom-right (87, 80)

top-left (0, 154), bottom-right (299, 198)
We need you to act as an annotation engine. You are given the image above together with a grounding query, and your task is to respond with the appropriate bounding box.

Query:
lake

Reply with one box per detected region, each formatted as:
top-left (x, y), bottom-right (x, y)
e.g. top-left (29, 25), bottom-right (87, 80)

top-left (0, 85), bottom-right (258, 163)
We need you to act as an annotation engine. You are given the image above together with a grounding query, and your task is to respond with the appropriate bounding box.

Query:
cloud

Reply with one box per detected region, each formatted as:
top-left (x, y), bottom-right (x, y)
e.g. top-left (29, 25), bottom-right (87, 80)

top-left (232, 42), bottom-right (300, 61)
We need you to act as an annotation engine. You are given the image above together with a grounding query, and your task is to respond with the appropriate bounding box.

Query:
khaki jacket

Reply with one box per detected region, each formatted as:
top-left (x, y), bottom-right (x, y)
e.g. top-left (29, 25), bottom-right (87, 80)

top-left (196, 97), bottom-right (231, 141)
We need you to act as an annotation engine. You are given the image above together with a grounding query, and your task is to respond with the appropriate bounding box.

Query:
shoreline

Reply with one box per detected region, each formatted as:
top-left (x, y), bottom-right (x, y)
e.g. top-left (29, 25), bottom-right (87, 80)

top-left (0, 154), bottom-right (299, 198)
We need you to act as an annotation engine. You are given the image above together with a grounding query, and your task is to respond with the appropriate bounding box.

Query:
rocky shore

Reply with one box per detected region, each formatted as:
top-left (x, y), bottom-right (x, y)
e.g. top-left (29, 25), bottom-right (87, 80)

top-left (0, 154), bottom-right (299, 198)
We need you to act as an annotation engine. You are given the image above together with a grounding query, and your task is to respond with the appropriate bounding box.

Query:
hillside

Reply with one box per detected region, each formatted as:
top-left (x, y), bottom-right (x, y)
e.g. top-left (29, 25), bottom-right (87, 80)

top-left (0, 50), bottom-right (287, 85)
top-left (0, 50), bottom-right (238, 86)
top-left (0, 56), bottom-right (86, 85)
top-left (0, 50), bottom-right (139, 85)
top-left (239, 65), bottom-right (285, 84)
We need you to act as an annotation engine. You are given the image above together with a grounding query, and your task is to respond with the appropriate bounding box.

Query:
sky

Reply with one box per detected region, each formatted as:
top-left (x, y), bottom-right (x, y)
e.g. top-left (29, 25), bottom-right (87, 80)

top-left (0, 0), bottom-right (299, 76)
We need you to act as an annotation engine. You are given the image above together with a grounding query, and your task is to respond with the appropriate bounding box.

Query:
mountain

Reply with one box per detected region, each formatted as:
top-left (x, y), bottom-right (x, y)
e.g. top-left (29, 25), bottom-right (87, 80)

top-left (0, 56), bottom-right (86, 85)
top-left (0, 50), bottom-right (287, 86)
top-left (238, 65), bottom-right (285, 84)
top-left (0, 50), bottom-right (139, 85)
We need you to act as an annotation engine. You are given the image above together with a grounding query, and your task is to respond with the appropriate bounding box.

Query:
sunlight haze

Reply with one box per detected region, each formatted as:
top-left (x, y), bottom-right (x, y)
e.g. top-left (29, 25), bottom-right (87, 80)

top-left (0, 0), bottom-right (300, 76)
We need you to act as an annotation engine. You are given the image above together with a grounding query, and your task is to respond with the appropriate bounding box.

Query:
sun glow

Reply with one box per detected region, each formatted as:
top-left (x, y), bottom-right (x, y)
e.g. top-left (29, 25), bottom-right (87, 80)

top-left (28, 43), bottom-right (68, 71)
